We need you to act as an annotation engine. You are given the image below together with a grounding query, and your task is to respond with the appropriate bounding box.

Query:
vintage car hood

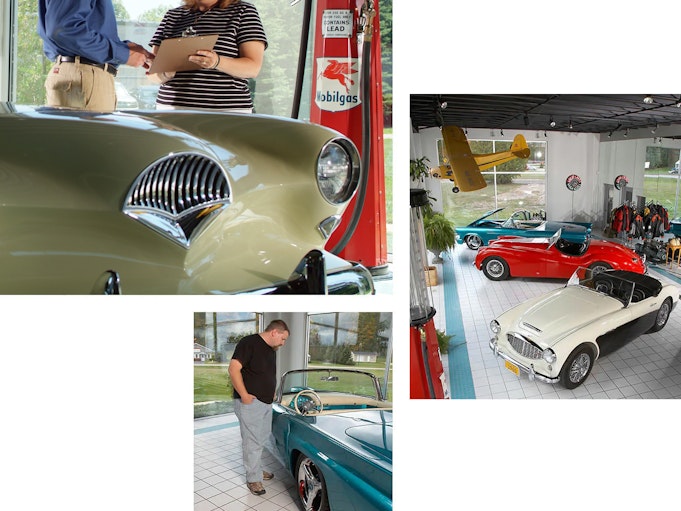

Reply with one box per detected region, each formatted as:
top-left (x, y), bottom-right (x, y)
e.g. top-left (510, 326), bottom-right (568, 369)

top-left (508, 286), bottom-right (623, 347)
top-left (310, 410), bottom-right (393, 464)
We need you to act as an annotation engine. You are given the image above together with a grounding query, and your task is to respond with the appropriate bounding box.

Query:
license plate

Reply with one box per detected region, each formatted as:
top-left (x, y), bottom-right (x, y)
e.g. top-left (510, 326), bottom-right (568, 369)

top-left (505, 360), bottom-right (520, 376)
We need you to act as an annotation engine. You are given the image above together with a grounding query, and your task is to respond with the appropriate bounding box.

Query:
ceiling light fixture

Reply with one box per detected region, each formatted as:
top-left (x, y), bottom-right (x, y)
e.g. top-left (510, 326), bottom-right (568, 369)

top-left (549, 116), bottom-right (556, 128)
top-left (500, 129), bottom-right (504, 136)
top-left (569, 119), bottom-right (573, 129)
top-left (440, 101), bottom-right (448, 109)
top-left (643, 95), bottom-right (654, 104)
top-left (652, 124), bottom-right (658, 134)
top-left (624, 128), bottom-right (629, 137)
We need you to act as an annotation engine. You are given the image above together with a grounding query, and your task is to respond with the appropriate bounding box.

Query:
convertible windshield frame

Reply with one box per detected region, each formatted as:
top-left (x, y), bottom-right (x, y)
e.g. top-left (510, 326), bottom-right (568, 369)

top-left (277, 368), bottom-right (385, 402)
top-left (568, 267), bottom-right (660, 306)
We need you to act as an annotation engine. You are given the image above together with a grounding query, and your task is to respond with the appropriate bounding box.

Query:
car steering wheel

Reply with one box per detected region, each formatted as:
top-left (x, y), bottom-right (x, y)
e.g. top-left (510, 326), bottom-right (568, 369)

top-left (293, 389), bottom-right (324, 415)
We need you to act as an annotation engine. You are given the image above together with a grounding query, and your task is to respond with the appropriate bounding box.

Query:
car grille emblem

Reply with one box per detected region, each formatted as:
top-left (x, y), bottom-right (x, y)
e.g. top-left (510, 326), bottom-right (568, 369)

top-left (123, 153), bottom-right (231, 248)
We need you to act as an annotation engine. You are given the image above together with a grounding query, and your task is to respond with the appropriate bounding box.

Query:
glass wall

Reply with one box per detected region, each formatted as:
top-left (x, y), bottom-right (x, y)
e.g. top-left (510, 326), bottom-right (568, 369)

top-left (12, 0), bottom-right (307, 117)
top-left (436, 137), bottom-right (547, 227)
top-left (308, 312), bottom-right (393, 400)
top-left (644, 145), bottom-right (681, 219)
top-left (193, 312), bottom-right (393, 418)
top-left (193, 312), bottom-right (262, 419)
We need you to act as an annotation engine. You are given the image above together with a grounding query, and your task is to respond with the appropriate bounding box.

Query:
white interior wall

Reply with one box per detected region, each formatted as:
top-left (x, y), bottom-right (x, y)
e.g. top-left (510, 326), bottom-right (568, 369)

top-left (411, 124), bottom-right (681, 225)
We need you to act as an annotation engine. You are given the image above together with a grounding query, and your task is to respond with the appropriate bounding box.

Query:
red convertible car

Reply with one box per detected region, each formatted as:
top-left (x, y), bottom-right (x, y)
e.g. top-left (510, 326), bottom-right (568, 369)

top-left (474, 230), bottom-right (646, 281)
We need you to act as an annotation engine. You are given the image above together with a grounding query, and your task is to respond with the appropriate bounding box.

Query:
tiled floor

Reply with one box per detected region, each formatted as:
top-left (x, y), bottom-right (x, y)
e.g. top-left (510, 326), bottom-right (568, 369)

top-left (437, 242), bottom-right (681, 399)
top-left (194, 414), bottom-right (302, 511)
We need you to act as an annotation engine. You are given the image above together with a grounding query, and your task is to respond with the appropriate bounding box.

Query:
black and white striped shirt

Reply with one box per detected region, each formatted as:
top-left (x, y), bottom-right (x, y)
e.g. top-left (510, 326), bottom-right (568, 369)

top-left (150, 2), bottom-right (267, 110)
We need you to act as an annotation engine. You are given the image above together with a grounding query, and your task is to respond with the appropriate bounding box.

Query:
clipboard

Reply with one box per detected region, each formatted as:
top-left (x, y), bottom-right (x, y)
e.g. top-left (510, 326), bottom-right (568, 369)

top-left (148, 34), bottom-right (219, 74)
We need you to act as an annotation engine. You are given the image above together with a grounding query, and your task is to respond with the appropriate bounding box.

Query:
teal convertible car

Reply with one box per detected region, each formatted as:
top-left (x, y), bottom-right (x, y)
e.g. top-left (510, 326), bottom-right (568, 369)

top-left (456, 207), bottom-right (592, 250)
top-left (272, 368), bottom-right (392, 511)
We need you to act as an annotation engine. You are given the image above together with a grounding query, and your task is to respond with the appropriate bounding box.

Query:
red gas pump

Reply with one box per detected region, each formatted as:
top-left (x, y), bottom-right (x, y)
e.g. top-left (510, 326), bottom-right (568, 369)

top-left (410, 189), bottom-right (450, 399)
top-left (309, 0), bottom-right (388, 272)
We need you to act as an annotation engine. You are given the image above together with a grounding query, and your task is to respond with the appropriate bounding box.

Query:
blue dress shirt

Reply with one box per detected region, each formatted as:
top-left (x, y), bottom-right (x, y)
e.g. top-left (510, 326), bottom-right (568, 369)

top-left (38, 0), bottom-right (130, 65)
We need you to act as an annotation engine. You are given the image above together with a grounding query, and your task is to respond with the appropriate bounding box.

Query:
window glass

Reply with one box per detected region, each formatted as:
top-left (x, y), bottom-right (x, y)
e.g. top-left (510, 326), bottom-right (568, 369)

top-left (194, 312), bottom-right (262, 419)
top-left (308, 312), bottom-right (393, 400)
top-left (644, 145), bottom-right (681, 218)
top-left (12, 0), bottom-right (306, 117)
top-left (436, 137), bottom-right (547, 227)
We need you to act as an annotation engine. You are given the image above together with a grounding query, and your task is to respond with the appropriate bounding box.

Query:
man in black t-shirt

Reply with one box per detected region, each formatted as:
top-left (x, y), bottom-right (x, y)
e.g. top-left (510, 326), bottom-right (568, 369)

top-left (228, 319), bottom-right (289, 496)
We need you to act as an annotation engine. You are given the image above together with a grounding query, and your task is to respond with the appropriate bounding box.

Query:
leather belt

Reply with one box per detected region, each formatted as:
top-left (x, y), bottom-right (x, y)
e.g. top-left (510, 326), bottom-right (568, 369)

top-left (56, 56), bottom-right (118, 77)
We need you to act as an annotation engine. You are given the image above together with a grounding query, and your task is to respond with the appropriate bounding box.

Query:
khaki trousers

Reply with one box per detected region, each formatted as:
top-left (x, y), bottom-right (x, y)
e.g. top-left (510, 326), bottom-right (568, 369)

top-left (45, 61), bottom-right (116, 112)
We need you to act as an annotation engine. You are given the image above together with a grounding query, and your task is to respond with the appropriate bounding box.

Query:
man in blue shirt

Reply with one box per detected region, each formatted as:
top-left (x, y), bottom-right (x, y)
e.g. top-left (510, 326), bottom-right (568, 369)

top-left (38, 0), bottom-right (154, 111)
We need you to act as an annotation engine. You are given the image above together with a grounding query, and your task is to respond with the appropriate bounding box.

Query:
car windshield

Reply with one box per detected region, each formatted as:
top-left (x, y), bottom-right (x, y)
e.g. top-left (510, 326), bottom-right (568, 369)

top-left (278, 369), bottom-right (384, 401)
top-left (568, 267), bottom-right (660, 305)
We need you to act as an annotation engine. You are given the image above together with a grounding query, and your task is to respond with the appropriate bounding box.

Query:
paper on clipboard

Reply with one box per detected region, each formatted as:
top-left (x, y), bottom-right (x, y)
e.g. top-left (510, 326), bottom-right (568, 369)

top-left (148, 34), bottom-right (219, 74)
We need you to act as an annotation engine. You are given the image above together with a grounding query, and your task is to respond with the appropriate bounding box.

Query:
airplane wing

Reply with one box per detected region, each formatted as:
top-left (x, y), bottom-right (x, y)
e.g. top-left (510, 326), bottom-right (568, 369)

top-left (441, 125), bottom-right (487, 192)
top-left (474, 134), bottom-right (531, 170)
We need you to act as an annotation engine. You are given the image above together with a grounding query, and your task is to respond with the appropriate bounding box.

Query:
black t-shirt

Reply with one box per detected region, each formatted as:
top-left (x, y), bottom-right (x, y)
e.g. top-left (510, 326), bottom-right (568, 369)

top-left (231, 333), bottom-right (276, 404)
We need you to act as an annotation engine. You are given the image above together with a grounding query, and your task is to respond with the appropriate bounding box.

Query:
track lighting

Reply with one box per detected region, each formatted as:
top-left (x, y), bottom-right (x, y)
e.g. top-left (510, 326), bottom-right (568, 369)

top-left (569, 119), bottom-right (573, 129)
top-left (500, 129), bottom-right (504, 136)
top-left (624, 128), bottom-right (629, 137)
top-left (643, 95), bottom-right (653, 104)
top-left (440, 101), bottom-right (448, 109)
top-left (549, 116), bottom-right (556, 128)
top-left (651, 124), bottom-right (657, 134)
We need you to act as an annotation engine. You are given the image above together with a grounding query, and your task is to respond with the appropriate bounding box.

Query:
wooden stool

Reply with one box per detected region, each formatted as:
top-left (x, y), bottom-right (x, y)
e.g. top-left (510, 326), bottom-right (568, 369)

top-left (667, 238), bottom-right (681, 268)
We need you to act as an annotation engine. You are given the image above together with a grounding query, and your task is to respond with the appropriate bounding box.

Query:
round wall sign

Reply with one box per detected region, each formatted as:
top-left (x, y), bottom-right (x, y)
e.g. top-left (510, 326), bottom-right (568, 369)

top-left (614, 174), bottom-right (628, 190)
top-left (566, 174), bottom-right (582, 191)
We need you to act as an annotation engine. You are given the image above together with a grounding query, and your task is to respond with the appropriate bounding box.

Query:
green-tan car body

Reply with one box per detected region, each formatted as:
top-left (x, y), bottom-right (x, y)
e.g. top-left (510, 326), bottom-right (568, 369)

top-left (0, 104), bottom-right (373, 294)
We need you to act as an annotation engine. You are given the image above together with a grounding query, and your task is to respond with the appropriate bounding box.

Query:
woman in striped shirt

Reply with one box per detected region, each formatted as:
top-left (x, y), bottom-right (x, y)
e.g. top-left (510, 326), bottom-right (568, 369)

top-left (149, 0), bottom-right (267, 112)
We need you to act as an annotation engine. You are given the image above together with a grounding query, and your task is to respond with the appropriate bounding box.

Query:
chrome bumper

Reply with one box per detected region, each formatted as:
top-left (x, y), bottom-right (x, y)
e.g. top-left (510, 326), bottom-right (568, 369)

top-left (489, 338), bottom-right (559, 385)
top-left (242, 249), bottom-right (375, 295)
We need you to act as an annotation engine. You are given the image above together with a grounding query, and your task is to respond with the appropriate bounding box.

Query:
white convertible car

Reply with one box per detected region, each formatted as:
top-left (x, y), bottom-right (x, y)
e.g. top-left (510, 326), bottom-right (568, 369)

top-left (489, 267), bottom-right (680, 389)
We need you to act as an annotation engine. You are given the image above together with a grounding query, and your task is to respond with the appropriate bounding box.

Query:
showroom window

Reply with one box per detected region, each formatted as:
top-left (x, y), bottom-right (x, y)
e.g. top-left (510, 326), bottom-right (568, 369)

top-left (308, 312), bottom-right (393, 400)
top-left (436, 137), bottom-right (547, 226)
top-left (194, 312), bottom-right (263, 419)
top-left (11, 0), bottom-right (308, 117)
top-left (644, 145), bottom-right (681, 218)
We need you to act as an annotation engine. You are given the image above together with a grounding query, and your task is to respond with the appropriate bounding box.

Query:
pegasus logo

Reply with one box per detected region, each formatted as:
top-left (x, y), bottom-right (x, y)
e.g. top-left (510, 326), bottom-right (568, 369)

top-left (319, 59), bottom-right (357, 93)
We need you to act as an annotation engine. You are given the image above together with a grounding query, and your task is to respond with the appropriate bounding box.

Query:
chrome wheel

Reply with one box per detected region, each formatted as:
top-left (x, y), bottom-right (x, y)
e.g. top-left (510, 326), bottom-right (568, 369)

top-left (657, 301), bottom-right (671, 327)
top-left (648, 298), bottom-right (672, 333)
top-left (296, 456), bottom-right (329, 511)
top-left (465, 234), bottom-right (483, 250)
top-left (560, 345), bottom-right (595, 389)
top-left (482, 257), bottom-right (509, 281)
top-left (569, 353), bottom-right (591, 384)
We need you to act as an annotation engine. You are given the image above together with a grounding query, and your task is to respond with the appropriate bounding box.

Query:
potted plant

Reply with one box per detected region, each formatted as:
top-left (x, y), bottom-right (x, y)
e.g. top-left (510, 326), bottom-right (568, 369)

top-left (410, 156), bottom-right (431, 182)
top-left (423, 212), bottom-right (456, 263)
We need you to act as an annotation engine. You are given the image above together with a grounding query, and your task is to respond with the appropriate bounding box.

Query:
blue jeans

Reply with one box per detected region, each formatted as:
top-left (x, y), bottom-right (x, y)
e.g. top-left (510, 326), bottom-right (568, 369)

top-left (233, 398), bottom-right (272, 483)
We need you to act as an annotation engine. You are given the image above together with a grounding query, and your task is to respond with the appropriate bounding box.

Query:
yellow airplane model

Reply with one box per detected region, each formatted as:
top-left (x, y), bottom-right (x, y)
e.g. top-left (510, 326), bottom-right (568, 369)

top-left (430, 126), bottom-right (530, 193)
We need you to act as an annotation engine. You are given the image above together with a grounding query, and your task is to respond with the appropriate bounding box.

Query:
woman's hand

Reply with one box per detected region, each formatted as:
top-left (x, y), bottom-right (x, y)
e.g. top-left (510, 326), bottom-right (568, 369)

top-left (189, 50), bottom-right (220, 70)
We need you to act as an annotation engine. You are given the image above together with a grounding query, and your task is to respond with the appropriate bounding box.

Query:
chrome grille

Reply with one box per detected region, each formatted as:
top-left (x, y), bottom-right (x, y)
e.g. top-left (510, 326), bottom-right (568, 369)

top-left (123, 153), bottom-right (231, 248)
top-left (507, 333), bottom-right (542, 360)
top-left (126, 153), bottom-right (229, 214)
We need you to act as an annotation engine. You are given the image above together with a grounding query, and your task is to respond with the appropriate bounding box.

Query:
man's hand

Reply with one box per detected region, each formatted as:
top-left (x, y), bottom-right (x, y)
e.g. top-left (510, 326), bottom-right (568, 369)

top-left (127, 42), bottom-right (154, 69)
top-left (241, 394), bottom-right (256, 405)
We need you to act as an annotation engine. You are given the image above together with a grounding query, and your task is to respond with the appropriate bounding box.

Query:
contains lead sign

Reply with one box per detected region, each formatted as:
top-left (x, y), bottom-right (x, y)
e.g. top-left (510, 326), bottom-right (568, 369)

top-left (322, 9), bottom-right (353, 38)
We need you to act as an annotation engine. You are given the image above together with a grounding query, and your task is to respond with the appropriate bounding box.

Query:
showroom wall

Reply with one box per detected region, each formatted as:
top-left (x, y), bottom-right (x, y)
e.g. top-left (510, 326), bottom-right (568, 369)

top-left (411, 125), bottom-right (681, 227)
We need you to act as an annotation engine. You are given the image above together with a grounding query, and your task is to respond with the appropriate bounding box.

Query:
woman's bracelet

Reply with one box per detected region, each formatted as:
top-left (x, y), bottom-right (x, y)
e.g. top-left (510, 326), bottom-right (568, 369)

top-left (211, 54), bottom-right (221, 70)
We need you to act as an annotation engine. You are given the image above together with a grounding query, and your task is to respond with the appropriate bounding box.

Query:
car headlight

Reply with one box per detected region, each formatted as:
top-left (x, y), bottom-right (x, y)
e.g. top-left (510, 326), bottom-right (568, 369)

top-left (490, 320), bottom-right (501, 334)
top-left (542, 348), bottom-right (557, 364)
top-left (316, 138), bottom-right (361, 205)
